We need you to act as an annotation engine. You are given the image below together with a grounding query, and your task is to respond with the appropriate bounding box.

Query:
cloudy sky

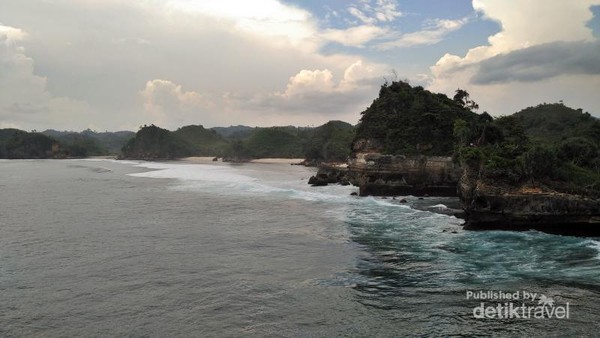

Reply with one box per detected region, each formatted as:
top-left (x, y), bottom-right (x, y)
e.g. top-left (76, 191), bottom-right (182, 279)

top-left (1, 0), bottom-right (599, 131)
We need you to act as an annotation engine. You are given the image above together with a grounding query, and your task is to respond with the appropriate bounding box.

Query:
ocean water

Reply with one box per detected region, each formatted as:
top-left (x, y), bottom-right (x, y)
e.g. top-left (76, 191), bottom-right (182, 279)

top-left (1, 159), bottom-right (600, 336)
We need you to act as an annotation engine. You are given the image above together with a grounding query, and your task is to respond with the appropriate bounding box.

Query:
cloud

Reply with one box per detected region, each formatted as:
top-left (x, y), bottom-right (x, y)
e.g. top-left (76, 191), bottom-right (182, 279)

top-left (0, 23), bottom-right (88, 130)
top-left (0, 24), bottom-right (26, 42)
top-left (373, 0), bottom-right (404, 22)
top-left (322, 25), bottom-right (388, 47)
top-left (472, 41), bottom-right (600, 84)
top-left (240, 60), bottom-right (385, 125)
top-left (135, 59), bottom-right (387, 128)
top-left (165, 0), bottom-right (318, 51)
top-left (348, 0), bottom-right (403, 25)
top-left (280, 70), bottom-right (336, 97)
top-left (140, 79), bottom-right (215, 127)
top-left (427, 0), bottom-right (600, 116)
top-left (377, 18), bottom-right (468, 49)
top-left (348, 7), bottom-right (376, 25)
top-left (1, 0), bottom-right (387, 130)
top-left (431, 1), bottom-right (600, 79)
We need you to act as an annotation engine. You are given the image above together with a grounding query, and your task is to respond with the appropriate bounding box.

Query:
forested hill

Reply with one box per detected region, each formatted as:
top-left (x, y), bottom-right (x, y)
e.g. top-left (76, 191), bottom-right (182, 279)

top-left (120, 121), bottom-right (356, 161)
top-left (455, 102), bottom-right (599, 196)
top-left (43, 129), bottom-right (135, 155)
top-left (513, 103), bottom-right (599, 145)
top-left (173, 125), bottom-right (229, 156)
top-left (0, 129), bottom-right (135, 158)
top-left (0, 129), bottom-right (57, 159)
top-left (354, 81), bottom-right (484, 155)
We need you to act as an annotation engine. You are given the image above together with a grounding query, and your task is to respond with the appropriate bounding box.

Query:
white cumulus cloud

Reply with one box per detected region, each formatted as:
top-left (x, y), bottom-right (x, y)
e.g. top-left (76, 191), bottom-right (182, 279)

top-left (322, 25), bottom-right (388, 47)
top-left (427, 0), bottom-right (600, 116)
top-left (140, 79), bottom-right (215, 128)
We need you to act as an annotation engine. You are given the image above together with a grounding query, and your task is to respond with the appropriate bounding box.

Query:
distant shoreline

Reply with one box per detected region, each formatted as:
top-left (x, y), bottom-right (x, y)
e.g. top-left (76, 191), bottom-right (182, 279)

top-left (180, 157), bottom-right (305, 165)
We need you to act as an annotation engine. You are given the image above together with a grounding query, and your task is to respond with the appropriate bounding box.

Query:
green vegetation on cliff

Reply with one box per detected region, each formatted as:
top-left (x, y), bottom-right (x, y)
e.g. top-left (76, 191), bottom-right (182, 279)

top-left (355, 81), bottom-right (481, 155)
top-left (48, 133), bottom-right (106, 157)
top-left (514, 103), bottom-right (599, 145)
top-left (242, 127), bottom-right (307, 158)
top-left (43, 129), bottom-right (135, 156)
top-left (0, 128), bottom-right (136, 158)
top-left (304, 121), bottom-right (354, 162)
top-left (456, 103), bottom-right (599, 196)
top-left (0, 129), bottom-right (56, 159)
top-left (121, 122), bottom-right (355, 161)
top-left (223, 122), bottom-right (355, 161)
top-left (121, 125), bottom-right (193, 159)
top-left (173, 125), bottom-right (229, 156)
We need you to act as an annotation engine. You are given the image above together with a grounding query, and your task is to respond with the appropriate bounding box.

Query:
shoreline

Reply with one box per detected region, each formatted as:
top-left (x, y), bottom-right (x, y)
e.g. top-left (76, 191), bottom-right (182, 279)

top-left (179, 157), bottom-right (305, 165)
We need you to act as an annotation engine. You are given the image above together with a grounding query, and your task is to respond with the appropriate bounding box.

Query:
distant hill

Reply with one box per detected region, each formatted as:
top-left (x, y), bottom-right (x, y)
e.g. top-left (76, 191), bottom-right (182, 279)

top-left (120, 125), bottom-right (193, 160)
top-left (174, 125), bottom-right (229, 156)
top-left (43, 129), bottom-right (135, 155)
top-left (304, 120), bottom-right (354, 162)
top-left (0, 129), bottom-right (57, 158)
top-left (219, 122), bottom-right (355, 161)
top-left (83, 130), bottom-right (136, 154)
top-left (224, 126), bottom-right (309, 159)
top-left (211, 125), bottom-right (254, 139)
top-left (513, 103), bottom-right (599, 145)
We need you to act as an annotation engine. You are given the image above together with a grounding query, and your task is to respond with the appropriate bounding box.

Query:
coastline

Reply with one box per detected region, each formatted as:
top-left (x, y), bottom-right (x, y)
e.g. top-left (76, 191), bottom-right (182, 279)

top-left (249, 158), bottom-right (305, 164)
top-left (179, 157), bottom-right (305, 165)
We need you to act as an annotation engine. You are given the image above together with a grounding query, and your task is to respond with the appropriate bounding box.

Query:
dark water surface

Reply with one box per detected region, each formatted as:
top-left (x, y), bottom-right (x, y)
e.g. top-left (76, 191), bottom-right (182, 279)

top-left (1, 159), bottom-right (600, 336)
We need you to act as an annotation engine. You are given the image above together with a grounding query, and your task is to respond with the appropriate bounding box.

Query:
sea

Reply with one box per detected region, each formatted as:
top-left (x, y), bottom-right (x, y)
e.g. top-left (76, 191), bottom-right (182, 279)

top-left (1, 159), bottom-right (600, 337)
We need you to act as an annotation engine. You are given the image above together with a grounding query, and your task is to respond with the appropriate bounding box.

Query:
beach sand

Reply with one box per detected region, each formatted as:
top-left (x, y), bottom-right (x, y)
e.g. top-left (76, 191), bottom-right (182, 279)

top-left (249, 158), bottom-right (304, 164)
top-left (180, 157), bottom-right (305, 165)
top-left (180, 157), bottom-right (218, 164)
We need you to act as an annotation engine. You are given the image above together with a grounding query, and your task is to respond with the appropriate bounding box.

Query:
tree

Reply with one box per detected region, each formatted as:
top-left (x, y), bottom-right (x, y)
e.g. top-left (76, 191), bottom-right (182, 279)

top-left (453, 88), bottom-right (479, 111)
top-left (558, 137), bottom-right (598, 167)
top-left (453, 119), bottom-right (470, 145)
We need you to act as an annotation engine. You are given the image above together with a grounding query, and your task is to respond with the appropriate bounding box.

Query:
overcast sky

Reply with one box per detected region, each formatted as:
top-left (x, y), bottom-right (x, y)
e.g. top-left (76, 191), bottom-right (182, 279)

top-left (1, 0), bottom-right (599, 131)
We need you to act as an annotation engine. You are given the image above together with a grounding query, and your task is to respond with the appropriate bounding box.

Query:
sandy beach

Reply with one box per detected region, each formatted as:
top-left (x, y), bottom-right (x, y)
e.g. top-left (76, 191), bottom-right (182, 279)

top-left (249, 158), bottom-right (305, 164)
top-left (180, 157), bottom-right (305, 165)
top-left (179, 157), bottom-right (219, 164)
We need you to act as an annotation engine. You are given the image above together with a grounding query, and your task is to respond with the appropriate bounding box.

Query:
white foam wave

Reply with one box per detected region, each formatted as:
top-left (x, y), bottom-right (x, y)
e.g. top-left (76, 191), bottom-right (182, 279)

top-left (363, 196), bottom-right (412, 209)
top-left (430, 204), bottom-right (449, 209)
top-left (121, 161), bottom-right (423, 213)
top-left (129, 162), bottom-right (255, 183)
top-left (81, 158), bottom-right (143, 165)
top-left (585, 240), bottom-right (600, 260)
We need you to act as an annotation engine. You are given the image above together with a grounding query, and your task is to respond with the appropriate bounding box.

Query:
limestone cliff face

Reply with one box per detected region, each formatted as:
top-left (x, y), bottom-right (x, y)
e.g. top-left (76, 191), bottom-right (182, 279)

top-left (308, 138), bottom-right (462, 196)
top-left (458, 168), bottom-right (600, 235)
top-left (348, 152), bottom-right (462, 196)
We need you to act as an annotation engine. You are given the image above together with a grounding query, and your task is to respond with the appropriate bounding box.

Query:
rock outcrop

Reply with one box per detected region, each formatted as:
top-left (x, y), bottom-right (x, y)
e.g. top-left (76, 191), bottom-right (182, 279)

top-left (458, 168), bottom-right (600, 235)
top-left (347, 152), bottom-right (462, 196)
top-left (308, 164), bottom-right (351, 186)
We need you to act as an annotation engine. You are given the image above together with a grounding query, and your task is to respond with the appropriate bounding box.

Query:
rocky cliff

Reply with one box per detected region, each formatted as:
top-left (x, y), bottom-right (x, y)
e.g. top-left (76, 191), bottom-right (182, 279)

top-left (308, 136), bottom-right (462, 196)
top-left (458, 167), bottom-right (600, 235)
top-left (347, 151), bottom-right (461, 196)
top-left (308, 80), bottom-right (480, 196)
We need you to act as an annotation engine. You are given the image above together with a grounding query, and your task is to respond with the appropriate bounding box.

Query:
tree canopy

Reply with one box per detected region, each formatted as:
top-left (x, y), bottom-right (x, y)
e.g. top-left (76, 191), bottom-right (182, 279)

top-left (354, 81), bottom-right (482, 155)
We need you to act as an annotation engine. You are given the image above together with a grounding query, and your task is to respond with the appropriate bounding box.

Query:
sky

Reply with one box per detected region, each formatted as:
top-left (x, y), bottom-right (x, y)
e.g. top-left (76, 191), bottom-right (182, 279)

top-left (0, 0), bottom-right (599, 131)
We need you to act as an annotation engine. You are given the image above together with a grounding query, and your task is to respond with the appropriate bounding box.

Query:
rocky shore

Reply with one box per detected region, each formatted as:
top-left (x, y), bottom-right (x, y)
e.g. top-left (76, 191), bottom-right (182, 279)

top-left (458, 168), bottom-right (600, 235)
top-left (308, 152), bottom-right (600, 236)
top-left (347, 153), bottom-right (461, 196)
top-left (308, 153), bottom-right (461, 196)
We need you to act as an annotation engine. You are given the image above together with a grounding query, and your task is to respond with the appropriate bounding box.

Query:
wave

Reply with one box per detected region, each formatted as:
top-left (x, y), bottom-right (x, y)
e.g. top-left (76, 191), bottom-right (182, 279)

top-left (585, 239), bottom-right (600, 260)
top-left (121, 161), bottom-right (427, 214)
top-left (429, 204), bottom-right (449, 209)
top-left (129, 162), bottom-right (256, 183)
